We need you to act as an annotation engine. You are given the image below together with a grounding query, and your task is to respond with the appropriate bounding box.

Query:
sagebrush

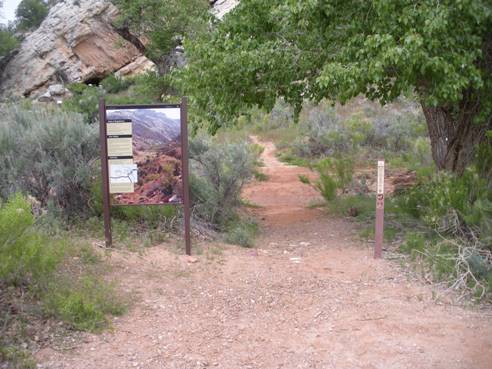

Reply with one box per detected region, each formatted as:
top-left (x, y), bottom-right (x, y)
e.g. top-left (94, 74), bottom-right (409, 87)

top-left (0, 105), bottom-right (99, 217)
top-left (189, 136), bottom-right (258, 229)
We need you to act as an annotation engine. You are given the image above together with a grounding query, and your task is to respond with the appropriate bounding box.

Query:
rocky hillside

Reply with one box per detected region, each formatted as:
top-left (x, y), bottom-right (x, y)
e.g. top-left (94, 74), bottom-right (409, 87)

top-left (107, 108), bottom-right (181, 149)
top-left (0, 0), bottom-right (238, 100)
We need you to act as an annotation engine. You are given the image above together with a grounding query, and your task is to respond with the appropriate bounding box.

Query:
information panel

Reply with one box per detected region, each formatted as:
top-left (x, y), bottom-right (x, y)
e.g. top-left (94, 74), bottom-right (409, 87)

top-left (105, 106), bottom-right (183, 205)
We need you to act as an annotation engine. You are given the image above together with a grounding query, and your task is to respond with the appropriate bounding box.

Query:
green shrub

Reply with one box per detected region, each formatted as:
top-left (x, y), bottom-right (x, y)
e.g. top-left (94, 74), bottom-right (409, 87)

top-left (89, 174), bottom-right (177, 234)
top-left (327, 194), bottom-right (384, 222)
top-left (0, 345), bottom-right (35, 369)
top-left (15, 0), bottom-right (48, 31)
top-left (393, 167), bottom-right (491, 301)
top-left (476, 134), bottom-right (492, 186)
top-left (44, 277), bottom-right (125, 332)
top-left (328, 157), bottom-right (354, 191)
top-left (467, 251), bottom-right (492, 281)
top-left (0, 105), bottom-right (99, 217)
top-left (225, 220), bottom-right (257, 248)
top-left (253, 170), bottom-right (268, 181)
top-left (398, 168), bottom-right (492, 247)
top-left (132, 73), bottom-right (173, 101)
top-left (295, 104), bottom-right (348, 156)
top-left (263, 99), bottom-right (294, 130)
top-left (0, 27), bottom-right (19, 57)
top-left (426, 241), bottom-right (457, 280)
top-left (0, 194), bottom-right (65, 287)
top-left (114, 205), bottom-right (177, 227)
top-left (315, 172), bottom-right (338, 201)
top-left (400, 232), bottom-right (426, 259)
top-left (399, 228), bottom-right (491, 300)
top-left (274, 99), bottom-right (429, 165)
top-left (0, 195), bottom-right (126, 369)
top-left (63, 84), bottom-right (103, 122)
top-left (305, 157), bottom-right (354, 202)
top-left (100, 74), bottom-right (133, 94)
top-left (0, 195), bottom-right (125, 321)
top-left (0, 196), bottom-right (126, 366)
top-left (190, 136), bottom-right (258, 228)
top-left (412, 137), bottom-right (433, 167)
top-left (278, 152), bottom-right (311, 167)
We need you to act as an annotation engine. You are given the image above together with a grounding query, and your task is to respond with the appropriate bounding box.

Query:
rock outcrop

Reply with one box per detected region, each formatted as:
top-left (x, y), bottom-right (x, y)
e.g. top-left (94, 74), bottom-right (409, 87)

top-left (0, 0), bottom-right (145, 99)
top-left (211, 0), bottom-right (240, 19)
top-left (0, 0), bottom-right (239, 100)
top-left (115, 55), bottom-right (156, 78)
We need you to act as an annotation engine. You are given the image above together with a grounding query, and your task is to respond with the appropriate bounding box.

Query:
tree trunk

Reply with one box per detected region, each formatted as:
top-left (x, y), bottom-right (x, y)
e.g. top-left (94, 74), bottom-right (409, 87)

top-left (111, 23), bottom-right (146, 54)
top-left (421, 103), bottom-right (488, 174)
top-left (421, 30), bottom-right (491, 175)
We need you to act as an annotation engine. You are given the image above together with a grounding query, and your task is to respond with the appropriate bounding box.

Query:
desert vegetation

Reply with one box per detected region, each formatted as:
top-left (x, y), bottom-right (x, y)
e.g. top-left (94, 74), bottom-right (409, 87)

top-left (0, 0), bottom-right (491, 367)
top-left (0, 193), bottom-right (125, 368)
top-left (174, 0), bottom-right (491, 301)
top-left (0, 0), bottom-right (49, 59)
top-left (246, 98), bottom-right (492, 301)
top-left (0, 98), bottom-right (261, 366)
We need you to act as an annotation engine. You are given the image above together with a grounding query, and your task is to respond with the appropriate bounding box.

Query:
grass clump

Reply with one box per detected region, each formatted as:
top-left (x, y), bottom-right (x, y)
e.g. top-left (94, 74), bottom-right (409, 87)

top-left (299, 157), bottom-right (355, 202)
top-left (0, 346), bottom-right (36, 369)
top-left (225, 219), bottom-right (258, 248)
top-left (86, 175), bottom-right (178, 247)
top-left (0, 194), bottom-right (126, 367)
top-left (253, 170), bottom-right (268, 181)
top-left (44, 277), bottom-right (125, 332)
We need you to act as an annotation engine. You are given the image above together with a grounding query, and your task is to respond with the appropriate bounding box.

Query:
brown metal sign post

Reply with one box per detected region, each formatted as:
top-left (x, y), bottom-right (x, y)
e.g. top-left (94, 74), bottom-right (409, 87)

top-left (98, 98), bottom-right (191, 254)
top-left (374, 160), bottom-right (385, 259)
top-left (180, 97), bottom-right (192, 256)
top-left (99, 99), bottom-right (112, 247)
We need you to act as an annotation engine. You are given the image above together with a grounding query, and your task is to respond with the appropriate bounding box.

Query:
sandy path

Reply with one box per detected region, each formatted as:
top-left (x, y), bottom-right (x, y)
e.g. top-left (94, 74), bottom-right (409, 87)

top-left (37, 138), bottom-right (492, 369)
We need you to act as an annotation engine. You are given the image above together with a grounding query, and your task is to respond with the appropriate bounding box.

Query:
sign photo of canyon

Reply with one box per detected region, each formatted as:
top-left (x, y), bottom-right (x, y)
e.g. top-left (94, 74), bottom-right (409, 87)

top-left (107, 107), bottom-right (182, 206)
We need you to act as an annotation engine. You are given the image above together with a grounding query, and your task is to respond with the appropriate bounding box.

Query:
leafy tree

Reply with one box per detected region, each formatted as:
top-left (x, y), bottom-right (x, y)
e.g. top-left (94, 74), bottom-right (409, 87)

top-left (15, 0), bottom-right (48, 31)
top-left (0, 26), bottom-right (18, 57)
top-left (112, 0), bottom-right (210, 76)
top-left (178, 0), bottom-right (492, 174)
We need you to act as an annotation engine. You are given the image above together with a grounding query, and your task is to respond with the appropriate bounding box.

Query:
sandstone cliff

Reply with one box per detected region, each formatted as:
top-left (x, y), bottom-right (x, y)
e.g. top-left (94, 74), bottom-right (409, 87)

top-left (0, 0), bottom-right (239, 100)
top-left (211, 0), bottom-right (240, 19)
top-left (0, 0), bottom-right (144, 99)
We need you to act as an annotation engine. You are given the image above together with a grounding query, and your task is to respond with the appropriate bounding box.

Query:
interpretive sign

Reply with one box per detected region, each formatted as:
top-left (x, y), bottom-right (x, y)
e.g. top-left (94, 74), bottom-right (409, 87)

top-left (99, 99), bottom-right (191, 254)
top-left (105, 106), bottom-right (183, 205)
top-left (109, 164), bottom-right (138, 193)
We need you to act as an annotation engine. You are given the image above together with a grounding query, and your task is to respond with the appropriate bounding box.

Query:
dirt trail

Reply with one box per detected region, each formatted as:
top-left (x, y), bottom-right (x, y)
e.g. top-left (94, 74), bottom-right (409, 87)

top-left (37, 139), bottom-right (492, 369)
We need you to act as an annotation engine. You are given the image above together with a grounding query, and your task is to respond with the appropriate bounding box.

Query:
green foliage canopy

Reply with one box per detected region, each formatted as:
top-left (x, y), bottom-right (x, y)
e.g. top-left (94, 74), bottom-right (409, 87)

top-left (178, 0), bottom-right (492, 135)
top-left (0, 26), bottom-right (18, 57)
top-left (15, 0), bottom-right (48, 30)
top-left (113, 0), bottom-right (210, 74)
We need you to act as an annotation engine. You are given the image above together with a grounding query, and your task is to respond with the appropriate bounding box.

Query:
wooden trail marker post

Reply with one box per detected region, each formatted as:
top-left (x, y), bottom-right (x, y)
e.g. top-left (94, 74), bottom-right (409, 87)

top-left (374, 160), bottom-right (385, 259)
top-left (99, 97), bottom-right (192, 255)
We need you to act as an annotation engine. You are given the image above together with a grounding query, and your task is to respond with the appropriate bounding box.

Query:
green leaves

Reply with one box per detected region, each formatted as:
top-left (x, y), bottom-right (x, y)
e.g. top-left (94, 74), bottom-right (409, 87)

top-left (15, 0), bottom-right (48, 31)
top-left (0, 26), bottom-right (19, 57)
top-left (178, 0), bottom-right (491, 132)
top-left (112, 0), bottom-right (210, 71)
